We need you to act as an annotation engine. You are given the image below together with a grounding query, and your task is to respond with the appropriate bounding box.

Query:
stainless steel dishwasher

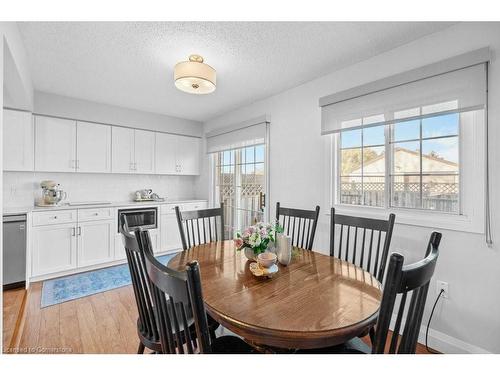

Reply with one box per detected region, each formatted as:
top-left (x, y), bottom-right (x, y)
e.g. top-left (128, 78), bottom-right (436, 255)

top-left (3, 214), bottom-right (27, 289)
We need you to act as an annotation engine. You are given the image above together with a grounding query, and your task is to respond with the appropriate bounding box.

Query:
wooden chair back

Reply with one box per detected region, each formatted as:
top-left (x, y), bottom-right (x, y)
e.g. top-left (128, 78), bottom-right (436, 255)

top-left (119, 217), bottom-right (160, 350)
top-left (372, 231), bottom-right (441, 354)
top-left (137, 228), bottom-right (213, 354)
top-left (175, 203), bottom-right (225, 250)
top-left (330, 208), bottom-right (395, 281)
top-left (275, 202), bottom-right (320, 250)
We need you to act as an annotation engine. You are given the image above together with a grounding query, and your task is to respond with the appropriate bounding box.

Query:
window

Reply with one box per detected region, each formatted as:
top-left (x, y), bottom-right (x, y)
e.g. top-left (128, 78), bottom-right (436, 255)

top-left (339, 124), bottom-right (385, 207)
top-left (214, 145), bottom-right (266, 238)
top-left (391, 112), bottom-right (459, 213)
top-left (338, 109), bottom-right (461, 214)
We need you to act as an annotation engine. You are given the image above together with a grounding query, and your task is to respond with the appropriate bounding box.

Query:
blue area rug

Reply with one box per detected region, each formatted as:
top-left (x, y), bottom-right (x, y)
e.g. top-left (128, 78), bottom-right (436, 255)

top-left (41, 253), bottom-right (177, 308)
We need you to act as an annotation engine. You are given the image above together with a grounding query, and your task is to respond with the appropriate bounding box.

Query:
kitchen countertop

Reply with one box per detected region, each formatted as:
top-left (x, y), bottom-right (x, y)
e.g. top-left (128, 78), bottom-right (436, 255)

top-left (3, 199), bottom-right (208, 216)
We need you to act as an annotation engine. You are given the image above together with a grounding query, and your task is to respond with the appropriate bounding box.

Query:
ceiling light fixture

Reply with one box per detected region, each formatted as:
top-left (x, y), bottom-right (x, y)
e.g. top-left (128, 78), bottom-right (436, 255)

top-left (174, 54), bottom-right (216, 94)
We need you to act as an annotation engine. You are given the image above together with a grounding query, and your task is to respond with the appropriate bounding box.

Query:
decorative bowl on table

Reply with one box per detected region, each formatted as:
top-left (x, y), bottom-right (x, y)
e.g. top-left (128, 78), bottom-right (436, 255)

top-left (257, 252), bottom-right (277, 268)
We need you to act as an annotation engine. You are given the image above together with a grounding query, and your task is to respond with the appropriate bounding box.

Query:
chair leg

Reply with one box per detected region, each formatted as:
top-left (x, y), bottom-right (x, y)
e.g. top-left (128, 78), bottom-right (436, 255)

top-left (210, 328), bottom-right (217, 342)
top-left (137, 342), bottom-right (145, 354)
top-left (369, 327), bottom-right (376, 347)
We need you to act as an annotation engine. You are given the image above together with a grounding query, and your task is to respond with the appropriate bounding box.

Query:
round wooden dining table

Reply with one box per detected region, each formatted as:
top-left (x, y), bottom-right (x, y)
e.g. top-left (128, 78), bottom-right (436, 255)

top-left (168, 240), bottom-right (382, 350)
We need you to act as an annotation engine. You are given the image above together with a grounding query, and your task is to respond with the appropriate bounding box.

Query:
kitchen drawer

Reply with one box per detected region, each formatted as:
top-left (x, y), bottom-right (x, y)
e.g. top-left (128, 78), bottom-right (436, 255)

top-left (78, 207), bottom-right (115, 222)
top-left (161, 204), bottom-right (181, 216)
top-left (183, 202), bottom-right (208, 211)
top-left (32, 210), bottom-right (77, 226)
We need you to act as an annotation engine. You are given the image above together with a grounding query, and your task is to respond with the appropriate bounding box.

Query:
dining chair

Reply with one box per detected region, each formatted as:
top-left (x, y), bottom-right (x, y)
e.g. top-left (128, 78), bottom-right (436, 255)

top-left (275, 202), bottom-right (320, 250)
top-left (175, 203), bottom-right (224, 251)
top-left (330, 207), bottom-right (395, 282)
top-left (119, 217), bottom-right (162, 354)
top-left (301, 231), bottom-right (442, 354)
top-left (136, 228), bottom-right (254, 354)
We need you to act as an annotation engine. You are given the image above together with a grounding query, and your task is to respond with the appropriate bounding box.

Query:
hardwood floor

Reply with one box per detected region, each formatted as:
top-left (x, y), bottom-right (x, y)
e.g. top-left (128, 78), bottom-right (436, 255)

top-left (4, 282), bottom-right (435, 354)
top-left (3, 287), bottom-right (27, 352)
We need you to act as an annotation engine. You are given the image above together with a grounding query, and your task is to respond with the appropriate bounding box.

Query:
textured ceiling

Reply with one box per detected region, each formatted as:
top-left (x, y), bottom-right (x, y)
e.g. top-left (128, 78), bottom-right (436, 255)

top-left (18, 22), bottom-right (454, 122)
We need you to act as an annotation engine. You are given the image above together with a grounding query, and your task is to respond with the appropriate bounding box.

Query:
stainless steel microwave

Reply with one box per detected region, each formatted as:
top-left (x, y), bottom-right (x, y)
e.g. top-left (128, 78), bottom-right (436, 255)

top-left (118, 207), bottom-right (157, 232)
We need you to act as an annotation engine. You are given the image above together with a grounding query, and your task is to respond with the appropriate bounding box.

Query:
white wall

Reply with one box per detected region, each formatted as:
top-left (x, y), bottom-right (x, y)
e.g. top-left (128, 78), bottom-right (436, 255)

top-left (34, 91), bottom-right (202, 137)
top-left (3, 171), bottom-right (197, 208)
top-left (203, 22), bottom-right (500, 353)
top-left (1, 21), bottom-right (34, 352)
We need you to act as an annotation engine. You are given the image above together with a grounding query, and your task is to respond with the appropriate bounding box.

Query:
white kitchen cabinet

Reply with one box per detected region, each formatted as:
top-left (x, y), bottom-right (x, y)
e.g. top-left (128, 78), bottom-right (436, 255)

top-left (77, 121), bottom-right (112, 173)
top-left (134, 129), bottom-right (155, 174)
top-left (155, 132), bottom-right (177, 174)
top-left (111, 127), bottom-right (155, 174)
top-left (161, 214), bottom-right (183, 251)
top-left (176, 136), bottom-right (200, 175)
top-left (31, 223), bottom-right (77, 277)
top-left (115, 228), bottom-right (160, 259)
top-left (111, 126), bottom-right (135, 173)
top-left (34, 116), bottom-right (77, 172)
top-left (77, 220), bottom-right (114, 267)
top-left (155, 133), bottom-right (200, 175)
top-left (3, 109), bottom-right (34, 171)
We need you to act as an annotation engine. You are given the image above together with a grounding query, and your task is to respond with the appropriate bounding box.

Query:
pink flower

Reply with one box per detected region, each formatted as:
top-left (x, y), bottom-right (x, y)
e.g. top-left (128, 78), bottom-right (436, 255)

top-left (234, 238), bottom-right (244, 248)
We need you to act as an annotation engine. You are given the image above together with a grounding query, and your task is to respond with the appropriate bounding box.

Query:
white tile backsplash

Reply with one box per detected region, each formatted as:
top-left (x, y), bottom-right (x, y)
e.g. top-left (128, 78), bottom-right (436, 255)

top-left (3, 171), bottom-right (198, 207)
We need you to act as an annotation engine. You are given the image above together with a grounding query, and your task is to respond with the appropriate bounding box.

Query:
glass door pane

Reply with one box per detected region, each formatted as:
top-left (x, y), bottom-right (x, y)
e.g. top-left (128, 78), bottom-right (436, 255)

top-left (214, 144), bottom-right (266, 239)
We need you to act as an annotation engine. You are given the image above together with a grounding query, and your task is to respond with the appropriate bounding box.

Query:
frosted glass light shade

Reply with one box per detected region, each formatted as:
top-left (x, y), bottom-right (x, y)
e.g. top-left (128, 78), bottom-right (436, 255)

top-left (174, 55), bottom-right (216, 94)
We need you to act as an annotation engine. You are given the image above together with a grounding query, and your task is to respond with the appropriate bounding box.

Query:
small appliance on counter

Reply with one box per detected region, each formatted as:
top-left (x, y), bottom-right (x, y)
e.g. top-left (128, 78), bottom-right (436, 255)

top-left (134, 189), bottom-right (165, 202)
top-left (36, 180), bottom-right (67, 207)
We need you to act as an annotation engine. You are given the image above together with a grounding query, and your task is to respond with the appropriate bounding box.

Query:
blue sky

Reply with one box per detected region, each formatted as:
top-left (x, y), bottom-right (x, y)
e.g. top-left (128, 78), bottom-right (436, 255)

top-left (341, 113), bottom-right (459, 162)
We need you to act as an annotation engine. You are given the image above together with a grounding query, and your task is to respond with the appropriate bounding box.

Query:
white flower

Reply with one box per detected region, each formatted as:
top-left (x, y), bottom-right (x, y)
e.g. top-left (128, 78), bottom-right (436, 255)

top-left (248, 232), bottom-right (261, 247)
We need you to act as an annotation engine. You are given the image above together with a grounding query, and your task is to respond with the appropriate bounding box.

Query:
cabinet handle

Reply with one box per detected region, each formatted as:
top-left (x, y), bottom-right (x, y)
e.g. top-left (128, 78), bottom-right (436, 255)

top-left (78, 227), bottom-right (82, 236)
top-left (71, 227), bottom-right (76, 236)
top-left (53, 215), bottom-right (58, 219)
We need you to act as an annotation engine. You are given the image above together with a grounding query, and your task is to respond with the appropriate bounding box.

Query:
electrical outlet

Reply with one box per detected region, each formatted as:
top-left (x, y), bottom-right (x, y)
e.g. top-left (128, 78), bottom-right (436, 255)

top-left (436, 280), bottom-right (449, 299)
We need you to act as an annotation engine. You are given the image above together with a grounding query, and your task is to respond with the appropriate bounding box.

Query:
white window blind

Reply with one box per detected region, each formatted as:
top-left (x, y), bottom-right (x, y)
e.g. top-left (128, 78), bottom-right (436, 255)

top-left (206, 116), bottom-right (269, 153)
top-left (320, 48), bottom-right (489, 135)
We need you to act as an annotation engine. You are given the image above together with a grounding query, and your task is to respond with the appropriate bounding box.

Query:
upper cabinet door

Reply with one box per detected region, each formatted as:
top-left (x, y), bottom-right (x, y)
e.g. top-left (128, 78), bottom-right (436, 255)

top-left (155, 132), bottom-right (177, 174)
top-left (3, 109), bottom-right (34, 171)
top-left (134, 129), bottom-right (155, 174)
top-left (176, 136), bottom-right (200, 175)
top-left (77, 121), bottom-right (112, 173)
top-left (111, 126), bottom-right (135, 173)
top-left (35, 116), bottom-right (77, 172)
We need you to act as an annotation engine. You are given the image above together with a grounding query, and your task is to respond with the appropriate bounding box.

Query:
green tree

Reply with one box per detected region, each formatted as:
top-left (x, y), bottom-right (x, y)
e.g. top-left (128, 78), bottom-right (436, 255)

top-left (341, 148), bottom-right (381, 175)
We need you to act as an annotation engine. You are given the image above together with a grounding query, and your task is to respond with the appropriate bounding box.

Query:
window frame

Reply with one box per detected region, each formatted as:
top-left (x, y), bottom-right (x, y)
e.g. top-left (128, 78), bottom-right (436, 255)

top-left (331, 110), bottom-right (485, 234)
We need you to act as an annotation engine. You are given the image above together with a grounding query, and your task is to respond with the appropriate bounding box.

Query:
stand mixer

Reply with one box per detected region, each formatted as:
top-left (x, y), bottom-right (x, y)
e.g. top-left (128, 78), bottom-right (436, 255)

top-left (37, 180), bottom-right (67, 206)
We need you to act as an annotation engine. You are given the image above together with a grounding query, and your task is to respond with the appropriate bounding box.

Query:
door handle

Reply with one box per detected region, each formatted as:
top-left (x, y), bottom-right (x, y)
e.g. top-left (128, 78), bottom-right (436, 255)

top-left (259, 192), bottom-right (266, 211)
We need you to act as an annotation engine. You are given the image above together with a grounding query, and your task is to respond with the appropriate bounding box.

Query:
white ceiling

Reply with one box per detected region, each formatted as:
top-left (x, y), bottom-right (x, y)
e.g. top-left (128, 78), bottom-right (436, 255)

top-left (18, 22), bottom-right (454, 122)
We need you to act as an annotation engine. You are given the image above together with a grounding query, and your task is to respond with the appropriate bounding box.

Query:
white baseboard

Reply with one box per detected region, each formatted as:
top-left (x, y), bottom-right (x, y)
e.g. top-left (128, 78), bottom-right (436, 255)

top-left (390, 314), bottom-right (492, 354)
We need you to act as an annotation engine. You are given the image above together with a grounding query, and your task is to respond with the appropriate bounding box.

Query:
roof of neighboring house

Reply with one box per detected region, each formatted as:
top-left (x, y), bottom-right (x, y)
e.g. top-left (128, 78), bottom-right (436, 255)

top-left (347, 147), bottom-right (458, 174)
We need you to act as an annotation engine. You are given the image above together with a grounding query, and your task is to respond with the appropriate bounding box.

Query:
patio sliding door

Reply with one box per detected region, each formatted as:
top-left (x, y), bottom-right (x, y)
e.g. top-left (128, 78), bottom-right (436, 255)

top-left (213, 144), bottom-right (267, 239)
top-left (207, 117), bottom-right (269, 240)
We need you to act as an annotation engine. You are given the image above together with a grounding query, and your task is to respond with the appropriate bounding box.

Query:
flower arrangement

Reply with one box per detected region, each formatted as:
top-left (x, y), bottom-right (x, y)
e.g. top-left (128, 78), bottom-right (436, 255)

top-left (234, 221), bottom-right (284, 255)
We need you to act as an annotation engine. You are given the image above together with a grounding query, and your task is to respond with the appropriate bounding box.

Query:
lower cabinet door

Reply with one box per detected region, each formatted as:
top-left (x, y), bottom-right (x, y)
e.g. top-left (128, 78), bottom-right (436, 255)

top-left (149, 229), bottom-right (161, 254)
top-left (32, 223), bottom-right (77, 277)
top-left (161, 215), bottom-right (183, 251)
top-left (77, 220), bottom-right (115, 267)
top-left (114, 228), bottom-right (160, 259)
